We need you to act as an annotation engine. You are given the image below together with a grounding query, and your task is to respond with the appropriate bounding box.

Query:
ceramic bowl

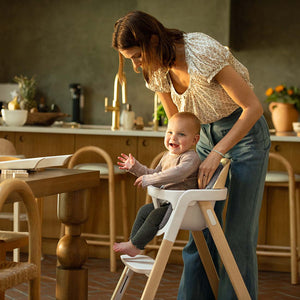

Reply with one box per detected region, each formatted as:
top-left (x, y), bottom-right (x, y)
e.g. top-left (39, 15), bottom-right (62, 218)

top-left (1, 109), bottom-right (28, 126)
top-left (292, 122), bottom-right (300, 136)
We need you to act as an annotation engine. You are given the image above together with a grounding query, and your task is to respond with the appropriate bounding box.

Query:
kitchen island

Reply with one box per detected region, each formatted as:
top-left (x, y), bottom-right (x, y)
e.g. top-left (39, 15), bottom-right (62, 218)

top-left (1, 125), bottom-right (299, 272)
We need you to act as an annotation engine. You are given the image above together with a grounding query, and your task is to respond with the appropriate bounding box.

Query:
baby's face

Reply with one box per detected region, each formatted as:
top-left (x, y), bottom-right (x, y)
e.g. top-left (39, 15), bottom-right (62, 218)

top-left (164, 118), bottom-right (199, 155)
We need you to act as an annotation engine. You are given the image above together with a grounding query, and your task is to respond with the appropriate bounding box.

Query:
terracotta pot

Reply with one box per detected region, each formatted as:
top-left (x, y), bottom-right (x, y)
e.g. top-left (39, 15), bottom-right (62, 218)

top-left (269, 102), bottom-right (299, 132)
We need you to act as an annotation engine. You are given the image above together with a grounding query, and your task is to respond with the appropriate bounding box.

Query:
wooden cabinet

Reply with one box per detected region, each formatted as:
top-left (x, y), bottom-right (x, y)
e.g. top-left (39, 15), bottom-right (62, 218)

top-left (15, 132), bottom-right (74, 158)
top-left (2, 129), bottom-right (299, 270)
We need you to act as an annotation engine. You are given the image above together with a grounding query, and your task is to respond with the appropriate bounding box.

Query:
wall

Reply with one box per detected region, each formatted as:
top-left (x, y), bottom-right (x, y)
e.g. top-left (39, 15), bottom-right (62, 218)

top-left (0, 0), bottom-right (229, 125)
top-left (0, 0), bottom-right (299, 127)
top-left (230, 0), bottom-right (300, 126)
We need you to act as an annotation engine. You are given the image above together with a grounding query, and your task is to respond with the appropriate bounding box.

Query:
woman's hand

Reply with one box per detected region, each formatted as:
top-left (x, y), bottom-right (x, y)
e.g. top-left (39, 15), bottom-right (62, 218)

top-left (198, 151), bottom-right (222, 188)
top-left (117, 153), bottom-right (135, 170)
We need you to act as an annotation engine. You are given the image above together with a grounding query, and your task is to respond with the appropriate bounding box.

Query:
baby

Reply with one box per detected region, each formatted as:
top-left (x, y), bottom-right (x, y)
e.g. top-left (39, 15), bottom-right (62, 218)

top-left (113, 112), bottom-right (201, 256)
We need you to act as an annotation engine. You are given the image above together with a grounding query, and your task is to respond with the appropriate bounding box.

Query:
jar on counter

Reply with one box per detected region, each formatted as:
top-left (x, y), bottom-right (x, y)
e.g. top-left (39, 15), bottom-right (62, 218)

top-left (122, 104), bottom-right (135, 130)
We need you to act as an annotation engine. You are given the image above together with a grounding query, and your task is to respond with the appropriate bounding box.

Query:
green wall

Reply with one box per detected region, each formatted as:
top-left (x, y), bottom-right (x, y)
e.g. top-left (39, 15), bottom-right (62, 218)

top-left (0, 0), bottom-right (299, 127)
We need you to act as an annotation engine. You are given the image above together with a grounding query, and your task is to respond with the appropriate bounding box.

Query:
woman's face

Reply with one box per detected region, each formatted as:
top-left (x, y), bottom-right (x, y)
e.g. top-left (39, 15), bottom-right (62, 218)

top-left (119, 47), bottom-right (143, 71)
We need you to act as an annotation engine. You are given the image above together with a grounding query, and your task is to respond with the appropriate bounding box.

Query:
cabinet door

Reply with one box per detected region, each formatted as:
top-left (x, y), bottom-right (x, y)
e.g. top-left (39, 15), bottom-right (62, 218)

top-left (15, 132), bottom-right (74, 158)
top-left (15, 132), bottom-right (75, 244)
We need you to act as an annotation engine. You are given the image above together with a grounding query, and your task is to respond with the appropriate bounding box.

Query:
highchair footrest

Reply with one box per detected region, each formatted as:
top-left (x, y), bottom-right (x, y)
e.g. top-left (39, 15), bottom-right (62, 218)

top-left (120, 254), bottom-right (155, 275)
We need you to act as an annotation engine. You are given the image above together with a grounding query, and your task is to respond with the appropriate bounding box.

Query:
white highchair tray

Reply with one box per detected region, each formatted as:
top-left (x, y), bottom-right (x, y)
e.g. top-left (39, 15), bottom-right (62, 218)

top-left (121, 254), bottom-right (155, 275)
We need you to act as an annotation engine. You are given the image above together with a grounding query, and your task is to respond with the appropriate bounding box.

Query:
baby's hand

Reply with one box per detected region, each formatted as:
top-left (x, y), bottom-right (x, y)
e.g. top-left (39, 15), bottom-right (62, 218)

top-left (134, 175), bottom-right (143, 187)
top-left (117, 153), bottom-right (135, 170)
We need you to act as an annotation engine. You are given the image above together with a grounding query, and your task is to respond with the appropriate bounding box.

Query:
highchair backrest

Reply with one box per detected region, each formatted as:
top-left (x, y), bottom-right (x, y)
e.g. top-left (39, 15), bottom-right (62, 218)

top-left (147, 158), bottom-right (230, 242)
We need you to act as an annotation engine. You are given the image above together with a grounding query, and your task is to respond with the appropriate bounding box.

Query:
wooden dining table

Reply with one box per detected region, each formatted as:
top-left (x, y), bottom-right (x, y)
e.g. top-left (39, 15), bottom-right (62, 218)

top-left (1, 168), bottom-right (100, 300)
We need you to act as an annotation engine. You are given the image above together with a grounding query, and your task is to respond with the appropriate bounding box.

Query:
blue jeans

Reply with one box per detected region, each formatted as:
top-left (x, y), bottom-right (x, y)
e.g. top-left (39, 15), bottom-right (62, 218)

top-left (177, 108), bottom-right (270, 300)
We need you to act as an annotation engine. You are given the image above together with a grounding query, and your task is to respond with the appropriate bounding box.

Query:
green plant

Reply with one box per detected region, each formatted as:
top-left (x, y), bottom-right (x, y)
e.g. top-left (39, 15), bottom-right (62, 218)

top-left (265, 84), bottom-right (300, 112)
top-left (14, 75), bottom-right (37, 101)
top-left (155, 104), bottom-right (168, 125)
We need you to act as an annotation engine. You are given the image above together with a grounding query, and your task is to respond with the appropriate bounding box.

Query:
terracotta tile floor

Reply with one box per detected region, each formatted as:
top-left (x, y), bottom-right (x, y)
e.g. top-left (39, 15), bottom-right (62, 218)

top-left (4, 255), bottom-right (300, 299)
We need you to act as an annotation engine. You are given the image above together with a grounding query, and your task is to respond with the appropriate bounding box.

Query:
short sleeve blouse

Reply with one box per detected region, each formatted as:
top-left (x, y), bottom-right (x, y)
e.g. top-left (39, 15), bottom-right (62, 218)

top-left (146, 32), bottom-right (253, 124)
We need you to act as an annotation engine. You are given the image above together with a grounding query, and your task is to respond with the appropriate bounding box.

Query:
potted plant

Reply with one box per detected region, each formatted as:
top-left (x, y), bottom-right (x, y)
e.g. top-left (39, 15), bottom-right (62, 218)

top-left (155, 104), bottom-right (168, 126)
top-left (265, 84), bottom-right (300, 132)
top-left (14, 75), bottom-right (37, 111)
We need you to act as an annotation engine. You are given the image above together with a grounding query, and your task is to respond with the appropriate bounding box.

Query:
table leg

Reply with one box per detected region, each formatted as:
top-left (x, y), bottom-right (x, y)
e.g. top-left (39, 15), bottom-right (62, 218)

top-left (56, 189), bottom-right (90, 300)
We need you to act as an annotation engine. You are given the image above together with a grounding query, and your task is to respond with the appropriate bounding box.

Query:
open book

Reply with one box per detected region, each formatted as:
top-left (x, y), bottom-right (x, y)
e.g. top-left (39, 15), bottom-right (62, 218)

top-left (0, 154), bottom-right (72, 170)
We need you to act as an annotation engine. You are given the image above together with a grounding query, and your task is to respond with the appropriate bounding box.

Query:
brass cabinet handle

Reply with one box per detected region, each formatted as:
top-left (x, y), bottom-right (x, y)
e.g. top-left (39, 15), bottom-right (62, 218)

top-left (126, 139), bottom-right (131, 146)
top-left (142, 139), bottom-right (149, 147)
top-left (274, 144), bottom-right (280, 152)
top-left (19, 135), bottom-right (24, 143)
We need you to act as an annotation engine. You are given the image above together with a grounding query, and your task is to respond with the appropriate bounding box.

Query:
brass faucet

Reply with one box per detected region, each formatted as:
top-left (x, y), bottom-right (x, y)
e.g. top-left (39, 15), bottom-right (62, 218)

top-left (105, 73), bottom-right (127, 130)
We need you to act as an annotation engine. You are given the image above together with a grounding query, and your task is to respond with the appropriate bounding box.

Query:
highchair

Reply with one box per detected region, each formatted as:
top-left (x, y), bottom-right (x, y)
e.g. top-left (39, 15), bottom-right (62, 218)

top-left (111, 158), bottom-right (251, 300)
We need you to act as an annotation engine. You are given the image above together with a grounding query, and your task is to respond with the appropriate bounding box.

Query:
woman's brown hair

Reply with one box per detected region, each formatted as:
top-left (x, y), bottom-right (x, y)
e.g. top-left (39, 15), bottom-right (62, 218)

top-left (112, 11), bottom-right (184, 83)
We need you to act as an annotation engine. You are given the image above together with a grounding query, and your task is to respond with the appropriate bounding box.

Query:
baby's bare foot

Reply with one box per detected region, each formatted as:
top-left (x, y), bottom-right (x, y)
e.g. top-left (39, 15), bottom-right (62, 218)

top-left (113, 241), bottom-right (141, 257)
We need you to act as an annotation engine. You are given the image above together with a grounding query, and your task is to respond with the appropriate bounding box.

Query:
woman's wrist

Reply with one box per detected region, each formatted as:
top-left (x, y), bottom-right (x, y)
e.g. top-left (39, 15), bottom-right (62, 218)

top-left (212, 149), bottom-right (226, 158)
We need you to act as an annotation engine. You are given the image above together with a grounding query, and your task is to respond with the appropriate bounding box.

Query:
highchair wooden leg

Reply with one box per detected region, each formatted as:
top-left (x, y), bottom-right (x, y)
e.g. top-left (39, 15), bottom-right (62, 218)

top-left (198, 201), bottom-right (251, 300)
top-left (111, 266), bottom-right (134, 300)
top-left (141, 239), bottom-right (174, 300)
top-left (192, 231), bottom-right (219, 298)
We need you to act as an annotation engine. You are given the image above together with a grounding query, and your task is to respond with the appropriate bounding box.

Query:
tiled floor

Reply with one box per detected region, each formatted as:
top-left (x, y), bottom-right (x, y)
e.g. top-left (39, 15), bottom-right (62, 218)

top-left (4, 255), bottom-right (300, 299)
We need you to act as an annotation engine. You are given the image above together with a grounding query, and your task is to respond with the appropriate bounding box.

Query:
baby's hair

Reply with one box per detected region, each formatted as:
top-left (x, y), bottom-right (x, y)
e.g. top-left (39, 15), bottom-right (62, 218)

top-left (170, 112), bottom-right (201, 134)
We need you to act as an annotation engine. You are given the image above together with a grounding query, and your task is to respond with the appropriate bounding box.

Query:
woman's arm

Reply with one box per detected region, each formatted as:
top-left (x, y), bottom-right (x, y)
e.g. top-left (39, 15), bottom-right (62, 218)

top-left (156, 92), bottom-right (178, 118)
top-left (198, 65), bottom-right (264, 188)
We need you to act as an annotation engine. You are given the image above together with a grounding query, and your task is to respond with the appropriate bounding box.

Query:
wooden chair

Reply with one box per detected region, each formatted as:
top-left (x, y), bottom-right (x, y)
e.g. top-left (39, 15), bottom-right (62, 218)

top-left (112, 159), bottom-right (251, 300)
top-left (0, 178), bottom-right (41, 300)
top-left (63, 146), bottom-right (129, 272)
top-left (257, 152), bottom-right (300, 284)
top-left (0, 141), bottom-right (43, 263)
top-left (0, 138), bottom-right (17, 156)
top-left (0, 139), bottom-right (28, 262)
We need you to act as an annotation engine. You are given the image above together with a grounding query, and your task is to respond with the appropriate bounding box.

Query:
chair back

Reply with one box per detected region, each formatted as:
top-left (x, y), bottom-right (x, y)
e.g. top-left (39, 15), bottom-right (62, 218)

top-left (68, 145), bottom-right (115, 180)
top-left (147, 159), bottom-right (231, 241)
top-left (0, 179), bottom-right (41, 264)
top-left (0, 179), bottom-right (41, 296)
top-left (0, 139), bottom-right (17, 156)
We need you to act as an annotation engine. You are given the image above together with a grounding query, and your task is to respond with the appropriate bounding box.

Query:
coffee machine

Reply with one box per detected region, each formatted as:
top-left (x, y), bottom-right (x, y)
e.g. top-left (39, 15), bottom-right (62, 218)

top-left (69, 83), bottom-right (84, 123)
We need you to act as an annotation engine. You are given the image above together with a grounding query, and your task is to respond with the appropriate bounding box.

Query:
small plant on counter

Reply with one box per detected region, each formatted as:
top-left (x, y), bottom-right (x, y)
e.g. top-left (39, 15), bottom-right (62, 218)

top-left (155, 104), bottom-right (168, 126)
top-left (265, 84), bottom-right (300, 112)
top-left (14, 75), bottom-right (37, 111)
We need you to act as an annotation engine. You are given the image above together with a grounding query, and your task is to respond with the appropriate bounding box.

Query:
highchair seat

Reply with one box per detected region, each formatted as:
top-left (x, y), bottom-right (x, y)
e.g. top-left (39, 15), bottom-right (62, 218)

top-left (148, 187), bottom-right (227, 237)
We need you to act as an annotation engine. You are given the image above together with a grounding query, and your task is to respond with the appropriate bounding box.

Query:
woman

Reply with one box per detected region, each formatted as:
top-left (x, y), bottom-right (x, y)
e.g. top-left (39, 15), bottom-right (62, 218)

top-left (112, 10), bottom-right (270, 299)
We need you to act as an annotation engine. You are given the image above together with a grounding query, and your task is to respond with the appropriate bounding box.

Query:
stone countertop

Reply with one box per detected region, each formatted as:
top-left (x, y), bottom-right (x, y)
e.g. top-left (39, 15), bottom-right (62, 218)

top-left (0, 124), bottom-right (167, 137)
top-left (1, 125), bottom-right (300, 141)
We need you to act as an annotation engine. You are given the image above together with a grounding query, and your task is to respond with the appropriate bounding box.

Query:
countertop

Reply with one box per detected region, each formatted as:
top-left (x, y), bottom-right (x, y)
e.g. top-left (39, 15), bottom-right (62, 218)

top-left (1, 125), bottom-right (300, 142)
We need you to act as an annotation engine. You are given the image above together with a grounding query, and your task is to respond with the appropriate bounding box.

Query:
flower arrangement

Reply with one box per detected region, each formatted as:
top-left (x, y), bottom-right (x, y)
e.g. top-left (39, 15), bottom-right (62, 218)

top-left (265, 84), bottom-right (300, 112)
